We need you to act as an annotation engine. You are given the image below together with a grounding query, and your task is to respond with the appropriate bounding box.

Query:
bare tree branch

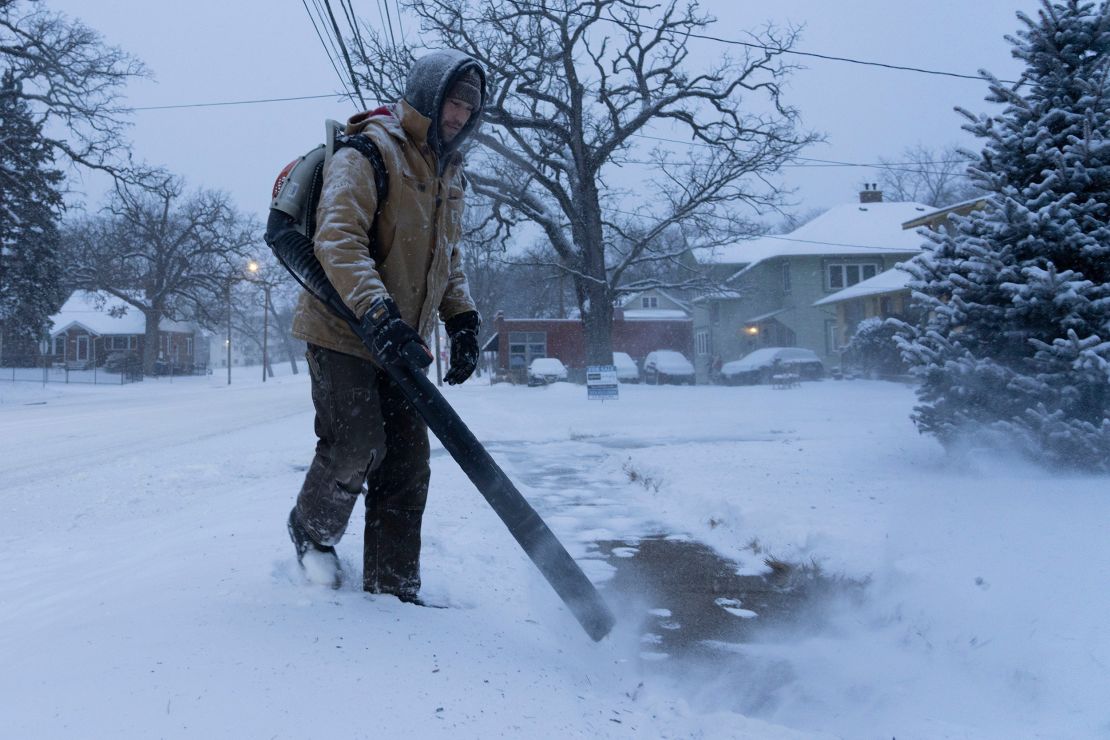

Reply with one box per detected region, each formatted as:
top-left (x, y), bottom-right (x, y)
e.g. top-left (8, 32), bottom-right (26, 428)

top-left (1, 0), bottom-right (146, 182)
top-left (344, 0), bottom-right (818, 362)
top-left (65, 170), bottom-right (260, 374)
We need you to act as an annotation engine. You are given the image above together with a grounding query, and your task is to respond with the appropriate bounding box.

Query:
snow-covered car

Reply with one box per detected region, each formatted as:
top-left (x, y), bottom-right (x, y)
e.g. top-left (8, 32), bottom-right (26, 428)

top-left (721, 347), bottom-right (825, 385)
top-left (527, 357), bottom-right (568, 386)
top-left (642, 350), bottom-right (695, 385)
top-left (612, 352), bottom-right (640, 383)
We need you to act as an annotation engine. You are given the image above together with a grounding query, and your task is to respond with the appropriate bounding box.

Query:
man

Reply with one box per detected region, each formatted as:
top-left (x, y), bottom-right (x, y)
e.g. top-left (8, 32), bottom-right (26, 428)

top-left (287, 50), bottom-right (485, 602)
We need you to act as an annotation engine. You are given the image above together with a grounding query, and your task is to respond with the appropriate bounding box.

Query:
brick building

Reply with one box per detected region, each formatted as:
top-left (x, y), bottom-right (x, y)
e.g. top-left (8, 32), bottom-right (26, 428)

top-left (487, 304), bottom-right (693, 383)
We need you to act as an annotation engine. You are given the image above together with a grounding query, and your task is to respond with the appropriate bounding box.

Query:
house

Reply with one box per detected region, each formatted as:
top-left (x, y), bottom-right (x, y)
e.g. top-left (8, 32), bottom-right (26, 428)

top-left (487, 305), bottom-right (693, 383)
top-left (47, 290), bottom-right (202, 372)
top-left (207, 331), bottom-right (261, 370)
top-left (692, 189), bottom-right (931, 381)
top-left (816, 197), bottom-right (991, 347)
top-left (617, 288), bottom-right (691, 320)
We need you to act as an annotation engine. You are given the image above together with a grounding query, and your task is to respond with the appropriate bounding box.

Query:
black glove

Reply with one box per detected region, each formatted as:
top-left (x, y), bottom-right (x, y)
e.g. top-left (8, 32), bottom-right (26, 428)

top-left (444, 310), bottom-right (481, 385)
top-left (359, 297), bottom-right (432, 370)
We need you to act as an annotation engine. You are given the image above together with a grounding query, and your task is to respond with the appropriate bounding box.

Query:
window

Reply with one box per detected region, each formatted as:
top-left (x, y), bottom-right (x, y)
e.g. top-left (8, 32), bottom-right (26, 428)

top-left (695, 329), bottom-right (710, 357)
top-left (826, 262), bottom-right (879, 290)
top-left (782, 262), bottom-right (792, 294)
top-left (53, 335), bottom-right (66, 356)
top-left (128, 335), bottom-right (137, 350)
top-left (508, 331), bottom-right (547, 369)
top-left (641, 296), bottom-right (658, 309)
top-left (186, 337), bottom-right (193, 357)
top-left (76, 335), bottom-right (89, 361)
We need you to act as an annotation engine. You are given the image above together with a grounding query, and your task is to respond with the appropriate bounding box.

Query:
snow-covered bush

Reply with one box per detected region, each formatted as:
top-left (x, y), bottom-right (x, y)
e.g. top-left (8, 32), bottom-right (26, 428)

top-left (899, 0), bottom-right (1110, 471)
top-left (845, 317), bottom-right (907, 378)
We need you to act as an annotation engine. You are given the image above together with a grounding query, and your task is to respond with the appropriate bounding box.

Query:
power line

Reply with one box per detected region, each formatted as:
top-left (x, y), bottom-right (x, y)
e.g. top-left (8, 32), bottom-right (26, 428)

top-left (378, 0), bottom-right (399, 48)
top-left (393, 0), bottom-right (408, 44)
top-left (507, 0), bottom-right (1019, 85)
top-left (301, 0), bottom-right (356, 103)
top-left (323, 0), bottom-right (367, 107)
top-left (131, 93), bottom-right (349, 111)
top-left (125, 93), bottom-right (967, 174)
top-left (611, 157), bottom-right (967, 176)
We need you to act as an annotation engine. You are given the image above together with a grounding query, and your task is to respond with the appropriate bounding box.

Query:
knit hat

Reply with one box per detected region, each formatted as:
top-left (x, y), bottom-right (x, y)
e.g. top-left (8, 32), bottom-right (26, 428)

top-left (446, 68), bottom-right (482, 109)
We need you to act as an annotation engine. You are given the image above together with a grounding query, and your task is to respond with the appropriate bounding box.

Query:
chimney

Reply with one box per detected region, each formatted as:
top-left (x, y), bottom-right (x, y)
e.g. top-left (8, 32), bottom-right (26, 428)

top-left (859, 182), bottom-right (883, 204)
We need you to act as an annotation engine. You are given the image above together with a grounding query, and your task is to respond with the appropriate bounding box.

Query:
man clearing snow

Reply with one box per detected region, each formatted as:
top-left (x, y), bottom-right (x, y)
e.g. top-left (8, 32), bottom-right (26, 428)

top-left (287, 51), bottom-right (485, 601)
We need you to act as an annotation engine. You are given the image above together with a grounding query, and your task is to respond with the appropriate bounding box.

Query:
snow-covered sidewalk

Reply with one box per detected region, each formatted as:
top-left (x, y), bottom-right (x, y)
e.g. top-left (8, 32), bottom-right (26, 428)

top-left (1, 374), bottom-right (1107, 738)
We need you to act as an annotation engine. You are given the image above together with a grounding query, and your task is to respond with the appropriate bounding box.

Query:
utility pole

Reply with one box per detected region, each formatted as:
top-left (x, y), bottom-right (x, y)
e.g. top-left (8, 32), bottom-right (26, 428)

top-left (262, 283), bottom-right (271, 382)
top-left (248, 260), bottom-right (272, 382)
top-left (226, 281), bottom-right (232, 385)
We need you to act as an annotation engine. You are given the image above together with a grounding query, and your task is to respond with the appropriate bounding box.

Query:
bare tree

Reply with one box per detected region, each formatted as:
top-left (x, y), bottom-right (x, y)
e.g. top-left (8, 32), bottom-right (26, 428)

top-left (232, 257), bottom-right (302, 378)
top-left (875, 143), bottom-right (981, 208)
top-left (68, 171), bottom-right (258, 374)
top-left (1, 0), bottom-right (145, 176)
top-left (344, 0), bottom-right (817, 363)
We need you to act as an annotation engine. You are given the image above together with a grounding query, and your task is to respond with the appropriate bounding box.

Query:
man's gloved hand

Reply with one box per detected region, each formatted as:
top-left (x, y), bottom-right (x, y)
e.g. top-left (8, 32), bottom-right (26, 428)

top-left (444, 310), bottom-right (481, 385)
top-left (359, 296), bottom-right (433, 370)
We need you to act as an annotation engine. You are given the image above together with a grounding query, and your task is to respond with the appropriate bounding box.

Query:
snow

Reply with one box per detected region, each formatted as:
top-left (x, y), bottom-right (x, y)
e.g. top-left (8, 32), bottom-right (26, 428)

top-left (644, 350), bottom-right (694, 375)
top-left (702, 201), bottom-right (932, 271)
top-left (1, 371), bottom-right (1108, 738)
top-left (528, 357), bottom-right (568, 378)
top-left (622, 309), bottom-right (689, 320)
top-left (722, 347), bottom-right (823, 374)
top-left (812, 265), bottom-right (914, 306)
top-left (611, 352), bottom-right (639, 382)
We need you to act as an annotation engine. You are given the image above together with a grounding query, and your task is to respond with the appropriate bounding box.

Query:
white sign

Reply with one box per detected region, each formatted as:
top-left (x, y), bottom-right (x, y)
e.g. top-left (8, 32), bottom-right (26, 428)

top-left (586, 364), bottom-right (619, 401)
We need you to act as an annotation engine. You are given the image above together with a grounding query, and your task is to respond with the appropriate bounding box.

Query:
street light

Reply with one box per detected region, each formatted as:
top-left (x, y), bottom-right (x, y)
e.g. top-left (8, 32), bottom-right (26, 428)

top-left (247, 260), bottom-right (271, 383)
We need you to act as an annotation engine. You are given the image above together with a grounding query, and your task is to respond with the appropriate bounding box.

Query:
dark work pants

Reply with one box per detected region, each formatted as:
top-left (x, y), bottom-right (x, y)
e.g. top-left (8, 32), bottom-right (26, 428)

top-left (295, 344), bottom-right (430, 597)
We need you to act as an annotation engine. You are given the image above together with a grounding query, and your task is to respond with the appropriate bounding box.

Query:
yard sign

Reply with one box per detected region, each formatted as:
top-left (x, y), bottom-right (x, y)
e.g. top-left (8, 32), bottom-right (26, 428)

top-left (586, 365), bottom-right (619, 401)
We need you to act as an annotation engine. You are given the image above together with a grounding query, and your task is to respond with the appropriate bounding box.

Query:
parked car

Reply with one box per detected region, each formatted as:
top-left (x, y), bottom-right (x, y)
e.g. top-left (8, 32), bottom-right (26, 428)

top-left (612, 352), bottom-right (640, 383)
top-left (720, 347), bottom-right (825, 385)
top-left (527, 357), bottom-right (568, 386)
top-left (642, 350), bottom-right (695, 385)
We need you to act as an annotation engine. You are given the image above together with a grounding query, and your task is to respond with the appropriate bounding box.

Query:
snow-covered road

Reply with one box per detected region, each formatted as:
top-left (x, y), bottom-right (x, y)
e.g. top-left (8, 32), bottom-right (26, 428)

top-left (1, 373), bottom-right (1107, 739)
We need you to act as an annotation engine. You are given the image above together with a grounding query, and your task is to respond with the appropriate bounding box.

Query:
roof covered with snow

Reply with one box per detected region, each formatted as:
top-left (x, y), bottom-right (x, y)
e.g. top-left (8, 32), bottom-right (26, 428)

top-left (813, 266), bottom-right (913, 306)
top-left (622, 309), bottom-right (689, 320)
top-left (701, 202), bottom-right (933, 273)
top-left (49, 290), bottom-right (194, 336)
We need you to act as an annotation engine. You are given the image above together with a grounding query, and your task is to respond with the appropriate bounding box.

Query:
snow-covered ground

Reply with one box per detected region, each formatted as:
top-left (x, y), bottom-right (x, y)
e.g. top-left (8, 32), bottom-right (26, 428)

top-left (1, 371), bottom-right (1107, 739)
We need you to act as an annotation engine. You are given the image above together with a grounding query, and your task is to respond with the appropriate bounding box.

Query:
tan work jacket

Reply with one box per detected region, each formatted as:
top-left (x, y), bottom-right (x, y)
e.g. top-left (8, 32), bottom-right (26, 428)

top-left (291, 100), bottom-right (476, 360)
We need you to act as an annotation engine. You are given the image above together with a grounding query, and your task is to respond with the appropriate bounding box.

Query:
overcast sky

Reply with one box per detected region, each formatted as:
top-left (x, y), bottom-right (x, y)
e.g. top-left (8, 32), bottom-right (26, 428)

top-left (47, 0), bottom-right (1037, 226)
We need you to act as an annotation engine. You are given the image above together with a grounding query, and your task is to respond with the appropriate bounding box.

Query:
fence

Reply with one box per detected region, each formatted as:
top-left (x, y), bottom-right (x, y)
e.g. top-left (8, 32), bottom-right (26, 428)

top-left (0, 359), bottom-right (143, 386)
top-left (1, 351), bottom-right (143, 385)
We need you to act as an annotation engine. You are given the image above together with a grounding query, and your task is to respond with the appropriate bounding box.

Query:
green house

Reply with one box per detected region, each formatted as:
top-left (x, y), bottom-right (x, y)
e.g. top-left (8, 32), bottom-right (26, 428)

top-left (693, 192), bottom-right (931, 381)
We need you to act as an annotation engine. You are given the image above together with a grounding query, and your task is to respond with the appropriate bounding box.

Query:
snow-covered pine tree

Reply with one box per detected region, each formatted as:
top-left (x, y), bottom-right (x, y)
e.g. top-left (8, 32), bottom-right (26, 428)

top-left (900, 0), bottom-right (1110, 470)
top-left (0, 69), bottom-right (65, 342)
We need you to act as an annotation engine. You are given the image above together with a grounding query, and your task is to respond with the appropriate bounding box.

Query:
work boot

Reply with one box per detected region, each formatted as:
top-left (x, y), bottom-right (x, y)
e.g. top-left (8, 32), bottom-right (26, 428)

top-left (287, 507), bottom-right (342, 589)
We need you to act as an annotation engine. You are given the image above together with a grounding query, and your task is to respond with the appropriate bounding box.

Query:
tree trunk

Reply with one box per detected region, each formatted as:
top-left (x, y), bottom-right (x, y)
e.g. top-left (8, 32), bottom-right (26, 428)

top-left (141, 307), bottom-right (162, 375)
top-left (575, 186), bottom-right (614, 366)
top-left (269, 301), bottom-right (298, 375)
top-left (580, 282), bottom-right (614, 366)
